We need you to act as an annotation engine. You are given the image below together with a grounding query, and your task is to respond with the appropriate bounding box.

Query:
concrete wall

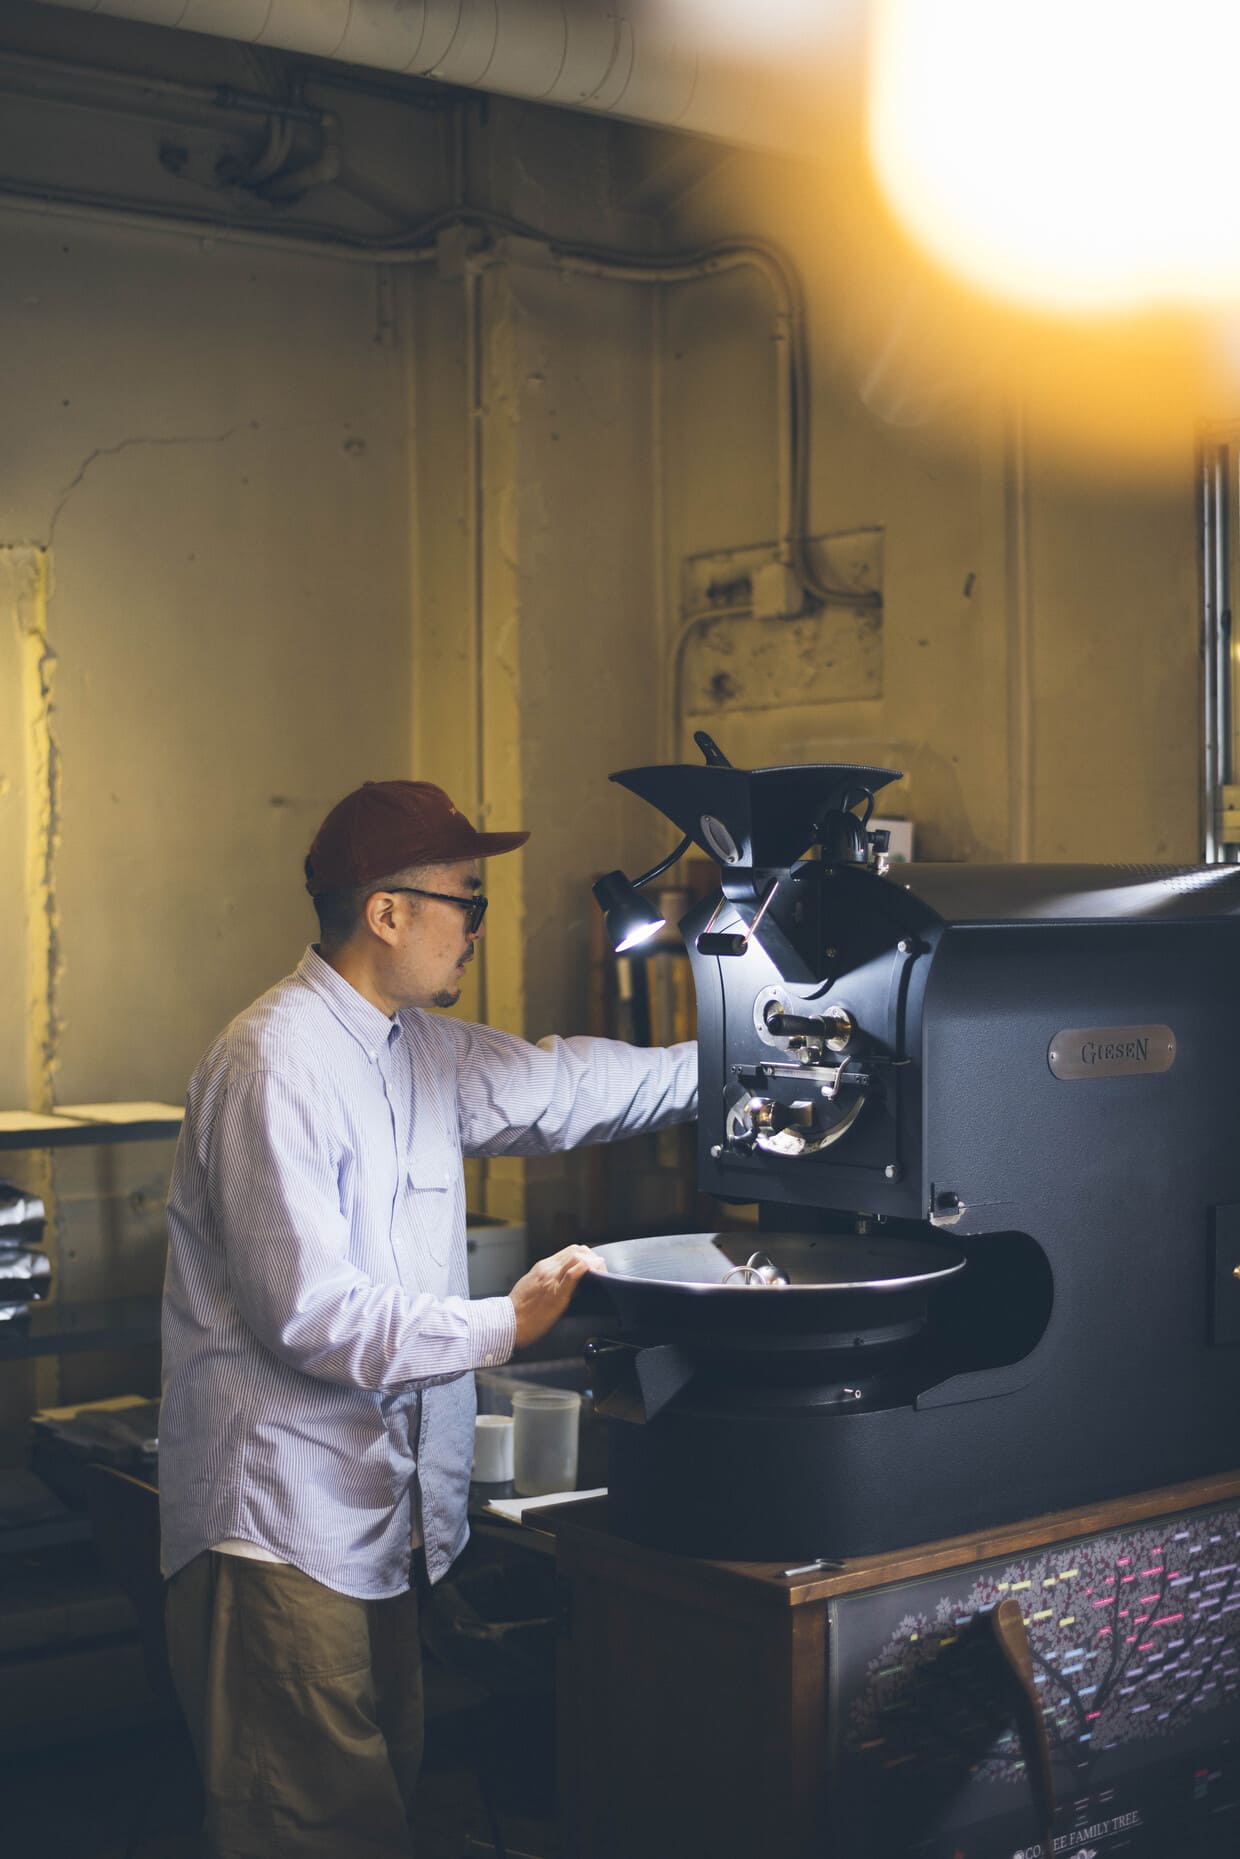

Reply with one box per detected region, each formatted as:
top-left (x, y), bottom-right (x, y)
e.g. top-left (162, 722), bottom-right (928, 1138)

top-left (0, 212), bottom-right (416, 1427)
top-left (1022, 464), bottom-right (1200, 859)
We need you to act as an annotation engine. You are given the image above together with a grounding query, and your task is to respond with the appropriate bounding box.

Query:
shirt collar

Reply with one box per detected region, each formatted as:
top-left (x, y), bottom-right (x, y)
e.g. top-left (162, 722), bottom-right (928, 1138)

top-left (295, 946), bottom-right (403, 1060)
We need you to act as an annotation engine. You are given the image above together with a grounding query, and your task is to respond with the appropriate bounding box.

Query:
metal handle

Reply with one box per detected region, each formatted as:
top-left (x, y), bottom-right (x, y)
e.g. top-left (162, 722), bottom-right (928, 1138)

top-left (695, 880), bottom-right (780, 958)
top-left (697, 931), bottom-right (749, 956)
top-left (764, 1010), bottom-right (821, 1038)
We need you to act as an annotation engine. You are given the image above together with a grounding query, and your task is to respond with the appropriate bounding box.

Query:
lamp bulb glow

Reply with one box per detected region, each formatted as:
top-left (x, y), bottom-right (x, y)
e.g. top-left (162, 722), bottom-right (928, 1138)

top-left (869, 0), bottom-right (1240, 314)
top-left (616, 919), bottom-right (666, 954)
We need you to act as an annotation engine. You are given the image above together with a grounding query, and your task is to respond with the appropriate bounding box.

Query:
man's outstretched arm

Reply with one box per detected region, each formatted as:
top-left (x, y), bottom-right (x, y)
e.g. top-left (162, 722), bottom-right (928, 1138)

top-left (453, 1022), bottom-right (697, 1158)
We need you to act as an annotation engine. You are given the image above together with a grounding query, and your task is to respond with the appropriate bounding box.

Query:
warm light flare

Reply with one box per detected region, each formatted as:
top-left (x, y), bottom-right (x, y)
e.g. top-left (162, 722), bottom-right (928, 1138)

top-left (869, 0), bottom-right (1240, 314)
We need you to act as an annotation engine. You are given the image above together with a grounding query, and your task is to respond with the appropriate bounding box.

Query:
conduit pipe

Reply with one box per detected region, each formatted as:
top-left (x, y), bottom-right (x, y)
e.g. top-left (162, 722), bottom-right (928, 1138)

top-left (0, 43), bottom-right (328, 125)
top-left (0, 175), bottom-right (873, 618)
top-left (19, 2), bottom-right (868, 609)
top-left (552, 241), bottom-right (876, 616)
top-left (1201, 443), bottom-right (1234, 863)
top-left (0, 46), bottom-right (343, 200)
top-left (1005, 404), bottom-right (1034, 863)
top-left (26, 0), bottom-right (808, 154)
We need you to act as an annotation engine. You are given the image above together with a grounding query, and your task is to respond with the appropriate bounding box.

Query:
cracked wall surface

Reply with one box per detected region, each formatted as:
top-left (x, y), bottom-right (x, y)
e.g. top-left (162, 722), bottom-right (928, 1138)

top-left (0, 545), bottom-right (59, 1424)
top-left (2, 214), bottom-right (414, 1111)
top-left (0, 211), bottom-right (414, 1416)
top-left (0, 545), bottom-right (60, 1111)
top-left (17, 549), bottom-right (61, 1115)
top-left (0, 549), bottom-right (41, 1112)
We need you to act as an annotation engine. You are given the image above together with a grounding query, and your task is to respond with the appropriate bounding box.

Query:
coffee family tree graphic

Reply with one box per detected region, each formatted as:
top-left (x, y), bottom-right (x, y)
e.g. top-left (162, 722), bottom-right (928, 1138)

top-left (846, 1507), bottom-right (1240, 1801)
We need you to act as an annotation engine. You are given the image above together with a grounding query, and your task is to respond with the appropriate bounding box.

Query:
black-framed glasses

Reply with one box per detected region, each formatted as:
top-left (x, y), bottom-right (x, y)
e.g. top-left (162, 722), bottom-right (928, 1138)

top-left (385, 886), bottom-right (488, 934)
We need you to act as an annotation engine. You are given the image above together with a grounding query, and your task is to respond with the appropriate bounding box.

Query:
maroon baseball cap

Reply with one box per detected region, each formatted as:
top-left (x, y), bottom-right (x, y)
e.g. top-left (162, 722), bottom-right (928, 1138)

top-left (305, 781), bottom-right (529, 895)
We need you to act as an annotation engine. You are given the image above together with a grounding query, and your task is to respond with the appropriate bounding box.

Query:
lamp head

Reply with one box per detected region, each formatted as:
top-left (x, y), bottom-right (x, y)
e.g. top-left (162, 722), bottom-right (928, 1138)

top-left (592, 870), bottom-right (666, 953)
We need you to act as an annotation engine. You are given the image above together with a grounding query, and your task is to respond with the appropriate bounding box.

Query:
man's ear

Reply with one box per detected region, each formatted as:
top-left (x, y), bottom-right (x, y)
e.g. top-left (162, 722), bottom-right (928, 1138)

top-left (363, 889), bottom-right (401, 944)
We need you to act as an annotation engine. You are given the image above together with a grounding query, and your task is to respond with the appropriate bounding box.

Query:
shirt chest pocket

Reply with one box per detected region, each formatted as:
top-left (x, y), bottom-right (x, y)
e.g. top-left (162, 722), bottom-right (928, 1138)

top-left (400, 1134), bottom-right (461, 1273)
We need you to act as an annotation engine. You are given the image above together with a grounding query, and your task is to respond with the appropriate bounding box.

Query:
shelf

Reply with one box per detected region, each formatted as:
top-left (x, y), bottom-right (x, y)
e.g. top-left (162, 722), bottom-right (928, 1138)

top-left (0, 1103), bottom-right (184, 1152)
top-left (0, 1296), bottom-right (160, 1361)
top-left (0, 1108), bottom-right (180, 1365)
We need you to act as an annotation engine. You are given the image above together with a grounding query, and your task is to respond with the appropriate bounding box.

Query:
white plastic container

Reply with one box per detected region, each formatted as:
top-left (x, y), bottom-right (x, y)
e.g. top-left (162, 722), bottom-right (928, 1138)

top-left (510, 1386), bottom-right (580, 1496)
top-left (472, 1413), bottom-right (515, 1483)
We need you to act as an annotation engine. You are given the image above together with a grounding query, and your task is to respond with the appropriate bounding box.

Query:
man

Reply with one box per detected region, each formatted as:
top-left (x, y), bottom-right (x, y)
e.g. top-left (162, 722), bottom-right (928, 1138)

top-left (160, 778), bottom-right (697, 1857)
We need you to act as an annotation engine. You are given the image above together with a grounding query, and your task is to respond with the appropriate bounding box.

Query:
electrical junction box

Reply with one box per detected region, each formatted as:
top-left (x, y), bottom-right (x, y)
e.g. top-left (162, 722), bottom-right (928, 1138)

top-left (678, 531), bottom-right (884, 721)
top-left (466, 1214), bottom-right (528, 1298)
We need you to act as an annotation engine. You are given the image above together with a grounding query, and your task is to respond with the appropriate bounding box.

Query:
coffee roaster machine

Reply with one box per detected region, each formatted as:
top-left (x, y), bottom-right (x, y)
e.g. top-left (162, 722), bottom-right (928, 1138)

top-left (583, 755), bottom-right (1240, 1562)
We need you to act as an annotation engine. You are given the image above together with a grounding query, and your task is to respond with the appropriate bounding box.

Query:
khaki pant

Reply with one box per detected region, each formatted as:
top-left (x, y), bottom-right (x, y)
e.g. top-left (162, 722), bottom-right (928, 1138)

top-left (165, 1551), bottom-right (425, 1859)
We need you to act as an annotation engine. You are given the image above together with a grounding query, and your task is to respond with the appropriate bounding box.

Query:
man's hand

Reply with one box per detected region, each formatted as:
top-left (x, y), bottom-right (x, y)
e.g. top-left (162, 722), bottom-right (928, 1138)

top-left (509, 1244), bottom-right (604, 1351)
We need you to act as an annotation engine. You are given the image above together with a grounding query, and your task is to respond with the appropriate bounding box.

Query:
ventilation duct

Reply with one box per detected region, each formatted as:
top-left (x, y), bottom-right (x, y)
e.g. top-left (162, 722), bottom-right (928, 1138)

top-left (24, 0), bottom-right (824, 154)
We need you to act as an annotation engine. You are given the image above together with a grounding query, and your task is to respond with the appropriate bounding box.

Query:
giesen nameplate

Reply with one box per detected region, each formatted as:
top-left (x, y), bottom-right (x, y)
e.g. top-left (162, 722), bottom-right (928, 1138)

top-left (1048, 1024), bottom-right (1176, 1081)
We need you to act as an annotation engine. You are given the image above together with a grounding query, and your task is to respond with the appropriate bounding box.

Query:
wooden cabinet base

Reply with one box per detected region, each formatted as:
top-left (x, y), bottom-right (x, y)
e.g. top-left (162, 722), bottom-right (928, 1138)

top-left (548, 1473), bottom-right (1240, 1859)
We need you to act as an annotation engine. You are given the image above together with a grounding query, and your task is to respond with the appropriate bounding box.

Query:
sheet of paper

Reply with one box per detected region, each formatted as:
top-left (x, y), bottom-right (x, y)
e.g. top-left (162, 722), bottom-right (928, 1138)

top-left (0, 1111), bottom-right (90, 1133)
top-left (56, 1102), bottom-right (184, 1124)
top-left (484, 1488), bottom-right (607, 1523)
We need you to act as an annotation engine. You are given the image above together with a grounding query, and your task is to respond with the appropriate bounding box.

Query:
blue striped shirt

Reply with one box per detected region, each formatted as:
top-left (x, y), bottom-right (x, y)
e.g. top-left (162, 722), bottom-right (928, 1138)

top-left (159, 946), bottom-right (697, 1598)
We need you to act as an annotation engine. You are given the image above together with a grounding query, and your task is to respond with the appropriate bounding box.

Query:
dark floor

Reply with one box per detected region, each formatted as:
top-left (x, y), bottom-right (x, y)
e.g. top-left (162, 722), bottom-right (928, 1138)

top-left (0, 1522), bottom-right (560, 1859)
top-left (0, 1710), bottom-right (559, 1859)
top-left (6, 1714), bottom-right (1240, 1859)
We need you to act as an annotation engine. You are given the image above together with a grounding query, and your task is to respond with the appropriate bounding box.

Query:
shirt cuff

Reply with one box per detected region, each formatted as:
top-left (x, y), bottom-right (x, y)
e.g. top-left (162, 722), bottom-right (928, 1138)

top-left (467, 1295), bottom-right (517, 1371)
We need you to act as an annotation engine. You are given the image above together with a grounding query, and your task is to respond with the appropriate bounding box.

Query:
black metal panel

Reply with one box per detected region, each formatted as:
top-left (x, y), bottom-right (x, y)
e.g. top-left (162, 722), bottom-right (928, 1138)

top-left (595, 905), bottom-right (1240, 1560)
top-left (687, 868), bottom-right (939, 1222)
top-left (901, 861), bottom-right (1240, 924)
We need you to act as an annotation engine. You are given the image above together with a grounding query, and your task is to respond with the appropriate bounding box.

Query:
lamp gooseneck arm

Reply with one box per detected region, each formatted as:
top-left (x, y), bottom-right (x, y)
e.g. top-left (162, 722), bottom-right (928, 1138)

top-left (632, 832), bottom-right (695, 891)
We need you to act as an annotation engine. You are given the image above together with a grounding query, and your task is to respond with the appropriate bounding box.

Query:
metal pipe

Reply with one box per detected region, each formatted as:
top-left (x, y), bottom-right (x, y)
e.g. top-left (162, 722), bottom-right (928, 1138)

top-left (1201, 443), bottom-right (1233, 862)
top-left (0, 155), bottom-right (870, 637)
top-left (0, 184), bottom-right (839, 580)
top-left (650, 284), bottom-right (672, 761)
top-left (1215, 455), bottom-right (1232, 860)
top-left (257, 121), bottom-right (343, 200)
top-left (560, 250), bottom-right (797, 601)
top-left (0, 178), bottom-right (443, 263)
top-left (1201, 449), bottom-right (1218, 861)
top-left (1005, 400), bottom-right (1034, 862)
top-left (0, 165), bottom-right (869, 777)
top-left (0, 44), bottom-right (328, 125)
top-left (459, 250), bottom-right (494, 1207)
top-left (668, 602), bottom-right (751, 763)
top-left (554, 242), bottom-right (880, 618)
